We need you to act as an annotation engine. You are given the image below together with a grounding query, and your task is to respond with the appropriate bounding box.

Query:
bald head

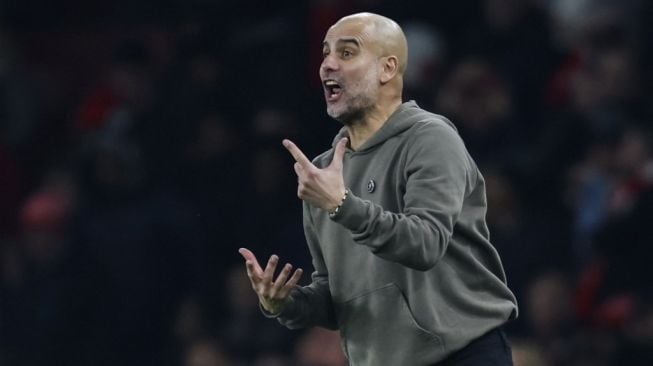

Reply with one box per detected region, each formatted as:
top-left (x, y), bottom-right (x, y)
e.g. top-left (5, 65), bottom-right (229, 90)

top-left (320, 13), bottom-right (406, 125)
top-left (331, 12), bottom-right (408, 75)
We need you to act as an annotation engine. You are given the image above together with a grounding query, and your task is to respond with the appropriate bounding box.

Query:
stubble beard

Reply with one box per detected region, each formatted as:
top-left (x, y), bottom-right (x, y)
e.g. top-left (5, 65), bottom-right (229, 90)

top-left (327, 66), bottom-right (380, 126)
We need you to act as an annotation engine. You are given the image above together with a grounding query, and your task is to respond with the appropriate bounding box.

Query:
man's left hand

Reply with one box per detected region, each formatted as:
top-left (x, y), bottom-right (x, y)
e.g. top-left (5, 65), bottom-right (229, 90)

top-left (283, 137), bottom-right (347, 212)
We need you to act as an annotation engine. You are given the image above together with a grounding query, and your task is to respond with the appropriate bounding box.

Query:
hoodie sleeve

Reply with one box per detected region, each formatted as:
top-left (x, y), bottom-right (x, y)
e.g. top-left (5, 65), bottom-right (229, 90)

top-left (331, 122), bottom-right (475, 271)
top-left (274, 202), bottom-right (338, 330)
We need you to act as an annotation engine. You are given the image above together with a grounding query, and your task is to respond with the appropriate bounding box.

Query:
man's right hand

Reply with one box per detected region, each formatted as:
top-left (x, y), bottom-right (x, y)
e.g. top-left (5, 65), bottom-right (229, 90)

top-left (238, 247), bottom-right (304, 315)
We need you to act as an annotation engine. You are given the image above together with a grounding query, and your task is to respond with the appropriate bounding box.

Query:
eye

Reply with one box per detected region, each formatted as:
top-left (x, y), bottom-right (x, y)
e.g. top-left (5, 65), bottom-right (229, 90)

top-left (322, 50), bottom-right (329, 59)
top-left (342, 49), bottom-right (352, 58)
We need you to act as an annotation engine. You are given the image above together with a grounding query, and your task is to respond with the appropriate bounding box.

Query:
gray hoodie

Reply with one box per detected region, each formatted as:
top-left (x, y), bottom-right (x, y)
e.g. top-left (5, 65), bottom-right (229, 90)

top-left (274, 101), bottom-right (517, 365)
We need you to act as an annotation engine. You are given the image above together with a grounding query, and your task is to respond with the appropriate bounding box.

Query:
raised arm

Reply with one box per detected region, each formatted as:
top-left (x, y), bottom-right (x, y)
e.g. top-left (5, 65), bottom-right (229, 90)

top-left (331, 123), bottom-right (475, 271)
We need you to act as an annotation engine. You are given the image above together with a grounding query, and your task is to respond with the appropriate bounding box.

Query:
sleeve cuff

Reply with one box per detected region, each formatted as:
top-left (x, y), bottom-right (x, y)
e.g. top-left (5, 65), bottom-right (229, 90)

top-left (329, 190), bottom-right (369, 233)
top-left (259, 302), bottom-right (281, 318)
top-left (258, 295), bottom-right (297, 319)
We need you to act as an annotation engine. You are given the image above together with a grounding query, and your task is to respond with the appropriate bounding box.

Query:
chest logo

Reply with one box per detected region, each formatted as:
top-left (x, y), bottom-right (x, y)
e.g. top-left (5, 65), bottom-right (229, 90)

top-left (367, 179), bottom-right (376, 193)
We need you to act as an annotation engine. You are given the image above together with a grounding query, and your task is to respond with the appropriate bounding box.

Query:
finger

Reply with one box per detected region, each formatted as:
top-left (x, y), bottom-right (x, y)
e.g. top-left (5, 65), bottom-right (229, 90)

top-left (329, 137), bottom-right (348, 170)
top-left (282, 139), bottom-right (313, 168)
top-left (238, 248), bottom-right (263, 276)
top-left (297, 183), bottom-right (318, 201)
top-left (298, 185), bottom-right (324, 203)
top-left (244, 261), bottom-right (262, 287)
top-left (262, 255), bottom-right (280, 284)
top-left (279, 268), bottom-right (303, 298)
top-left (294, 162), bottom-right (303, 177)
top-left (270, 263), bottom-right (293, 297)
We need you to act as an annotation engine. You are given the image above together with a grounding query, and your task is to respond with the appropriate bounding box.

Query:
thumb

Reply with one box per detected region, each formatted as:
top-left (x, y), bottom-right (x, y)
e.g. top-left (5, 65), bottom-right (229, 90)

top-left (329, 137), bottom-right (348, 170)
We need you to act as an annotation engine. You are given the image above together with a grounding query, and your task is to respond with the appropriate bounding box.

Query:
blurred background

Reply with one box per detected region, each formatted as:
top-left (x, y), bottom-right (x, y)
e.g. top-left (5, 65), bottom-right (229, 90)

top-left (1, 0), bottom-right (653, 365)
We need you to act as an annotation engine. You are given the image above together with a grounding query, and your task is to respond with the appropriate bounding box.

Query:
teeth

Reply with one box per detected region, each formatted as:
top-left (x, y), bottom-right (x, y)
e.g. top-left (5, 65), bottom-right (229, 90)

top-left (325, 80), bottom-right (339, 87)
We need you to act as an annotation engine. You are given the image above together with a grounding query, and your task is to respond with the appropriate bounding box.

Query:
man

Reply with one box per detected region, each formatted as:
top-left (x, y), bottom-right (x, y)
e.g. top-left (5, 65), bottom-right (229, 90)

top-left (239, 12), bottom-right (517, 366)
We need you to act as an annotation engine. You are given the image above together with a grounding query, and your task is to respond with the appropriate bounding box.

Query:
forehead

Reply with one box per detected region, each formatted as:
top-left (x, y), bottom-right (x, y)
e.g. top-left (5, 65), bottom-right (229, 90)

top-left (323, 20), bottom-right (374, 47)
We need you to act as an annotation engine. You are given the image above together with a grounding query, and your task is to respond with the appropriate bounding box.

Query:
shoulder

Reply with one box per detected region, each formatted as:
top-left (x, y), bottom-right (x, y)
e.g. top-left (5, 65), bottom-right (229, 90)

top-left (413, 108), bottom-right (457, 130)
top-left (405, 111), bottom-right (464, 149)
top-left (402, 112), bottom-right (474, 174)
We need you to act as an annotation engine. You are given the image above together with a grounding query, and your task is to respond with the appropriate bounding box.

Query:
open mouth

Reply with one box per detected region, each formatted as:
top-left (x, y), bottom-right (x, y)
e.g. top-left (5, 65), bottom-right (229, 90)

top-left (323, 79), bottom-right (343, 102)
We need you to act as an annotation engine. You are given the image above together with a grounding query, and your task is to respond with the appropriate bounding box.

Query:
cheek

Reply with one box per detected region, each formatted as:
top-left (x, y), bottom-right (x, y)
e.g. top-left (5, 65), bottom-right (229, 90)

top-left (354, 63), bottom-right (373, 77)
top-left (360, 66), bottom-right (380, 88)
top-left (346, 69), bottom-right (370, 88)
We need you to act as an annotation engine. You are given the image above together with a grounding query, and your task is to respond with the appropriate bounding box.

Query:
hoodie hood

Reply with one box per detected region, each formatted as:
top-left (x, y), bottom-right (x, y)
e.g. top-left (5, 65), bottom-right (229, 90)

top-left (331, 100), bottom-right (458, 152)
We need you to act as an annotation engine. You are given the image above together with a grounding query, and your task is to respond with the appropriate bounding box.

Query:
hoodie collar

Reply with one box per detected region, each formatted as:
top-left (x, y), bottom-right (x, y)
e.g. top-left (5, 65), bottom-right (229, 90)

top-left (332, 100), bottom-right (421, 152)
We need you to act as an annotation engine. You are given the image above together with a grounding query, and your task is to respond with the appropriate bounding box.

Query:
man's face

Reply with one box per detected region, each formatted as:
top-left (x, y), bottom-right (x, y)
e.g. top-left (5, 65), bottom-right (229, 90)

top-left (320, 21), bottom-right (380, 124)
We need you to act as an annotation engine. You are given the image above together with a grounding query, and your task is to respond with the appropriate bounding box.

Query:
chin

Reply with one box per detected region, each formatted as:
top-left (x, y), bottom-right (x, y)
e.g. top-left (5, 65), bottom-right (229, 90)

top-left (334, 116), bottom-right (354, 126)
top-left (326, 97), bottom-right (370, 125)
top-left (329, 108), bottom-right (362, 126)
top-left (327, 105), bottom-right (345, 121)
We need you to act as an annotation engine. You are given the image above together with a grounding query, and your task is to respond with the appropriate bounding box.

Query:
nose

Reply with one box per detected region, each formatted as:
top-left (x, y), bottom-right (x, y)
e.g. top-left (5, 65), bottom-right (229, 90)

top-left (320, 54), bottom-right (339, 74)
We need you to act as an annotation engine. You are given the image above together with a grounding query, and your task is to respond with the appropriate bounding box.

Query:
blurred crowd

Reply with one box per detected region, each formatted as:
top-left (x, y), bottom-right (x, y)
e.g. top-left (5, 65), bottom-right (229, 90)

top-left (1, 0), bottom-right (653, 365)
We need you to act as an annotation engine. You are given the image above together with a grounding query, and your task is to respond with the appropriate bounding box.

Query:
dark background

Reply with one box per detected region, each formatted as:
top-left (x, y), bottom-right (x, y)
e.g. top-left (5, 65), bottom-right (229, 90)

top-left (1, 0), bottom-right (653, 365)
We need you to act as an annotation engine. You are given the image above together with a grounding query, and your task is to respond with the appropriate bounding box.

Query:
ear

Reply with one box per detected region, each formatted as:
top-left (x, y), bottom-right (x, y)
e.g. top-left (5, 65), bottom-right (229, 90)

top-left (379, 55), bottom-right (399, 84)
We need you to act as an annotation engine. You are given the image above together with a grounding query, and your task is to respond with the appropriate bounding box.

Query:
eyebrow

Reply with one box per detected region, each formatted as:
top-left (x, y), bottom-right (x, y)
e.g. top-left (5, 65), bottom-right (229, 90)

top-left (322, 38), bottom-right (361, 49)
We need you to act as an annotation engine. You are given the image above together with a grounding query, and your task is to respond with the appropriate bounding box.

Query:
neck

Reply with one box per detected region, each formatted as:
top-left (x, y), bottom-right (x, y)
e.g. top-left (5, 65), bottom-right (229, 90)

top-left (346, 98), bottom-right (402, 150)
